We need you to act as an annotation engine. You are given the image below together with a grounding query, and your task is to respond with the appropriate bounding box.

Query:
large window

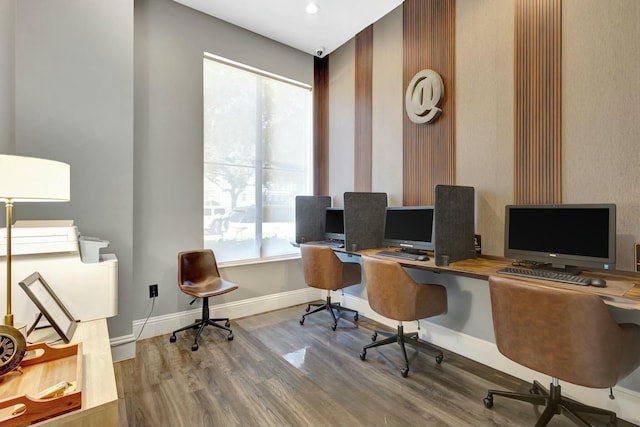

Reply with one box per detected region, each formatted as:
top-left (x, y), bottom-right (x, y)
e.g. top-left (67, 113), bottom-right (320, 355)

top-left (203, 54), bottom-right (312, 263)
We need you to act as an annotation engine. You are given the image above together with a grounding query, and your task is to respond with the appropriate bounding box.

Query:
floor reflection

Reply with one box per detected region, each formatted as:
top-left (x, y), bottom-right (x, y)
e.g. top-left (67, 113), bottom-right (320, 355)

top-left (283, 346), bottom-right (309, 368)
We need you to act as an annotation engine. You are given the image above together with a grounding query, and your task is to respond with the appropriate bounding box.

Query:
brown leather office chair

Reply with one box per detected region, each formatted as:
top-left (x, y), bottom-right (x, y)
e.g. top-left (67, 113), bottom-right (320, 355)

top-left (169, 249), bottom-right (238, 351)
top-left (484, 275), bottom-right (640, 427)
top-left (299, 244), bottom-right (360, 330)
top-left (359, 255), bottom-right (447, 377)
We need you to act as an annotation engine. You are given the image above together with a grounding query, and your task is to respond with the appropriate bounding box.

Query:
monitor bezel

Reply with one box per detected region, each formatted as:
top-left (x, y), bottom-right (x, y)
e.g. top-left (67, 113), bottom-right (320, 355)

top-left (504, 203), bottom-right (616, 272)
top-left (323, 207), bottom-right (345, 242)
top-left (381, 205), bottom-right (436, 253)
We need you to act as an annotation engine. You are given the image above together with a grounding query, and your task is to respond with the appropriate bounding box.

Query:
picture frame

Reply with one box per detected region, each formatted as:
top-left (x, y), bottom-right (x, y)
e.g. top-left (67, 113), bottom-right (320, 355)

top-left (19, 271), bottom-right (77, 343)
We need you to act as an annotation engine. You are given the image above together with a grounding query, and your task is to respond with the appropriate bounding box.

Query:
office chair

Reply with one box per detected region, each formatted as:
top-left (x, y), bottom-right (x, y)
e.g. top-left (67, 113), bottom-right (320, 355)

top-left (359, 256), bottom-right (447, 377)
top-left (169, 249), bottom-right (238, 351)
top-left (484, 275), bottom-right (640, 427)
top-left (299, 244), bottom-right (360, 330)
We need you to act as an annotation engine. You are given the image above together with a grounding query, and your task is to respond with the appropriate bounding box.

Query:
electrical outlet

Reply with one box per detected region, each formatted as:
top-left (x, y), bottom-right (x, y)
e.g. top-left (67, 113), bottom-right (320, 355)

top-left (149, 284), bottom-right (158, 298)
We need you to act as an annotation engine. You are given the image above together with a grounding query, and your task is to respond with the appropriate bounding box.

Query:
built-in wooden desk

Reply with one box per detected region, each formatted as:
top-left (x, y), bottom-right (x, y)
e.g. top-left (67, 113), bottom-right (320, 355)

top-left (358, 249), bottom-right (640, 311)
top-left (21, 319), bottom-right (117, 427)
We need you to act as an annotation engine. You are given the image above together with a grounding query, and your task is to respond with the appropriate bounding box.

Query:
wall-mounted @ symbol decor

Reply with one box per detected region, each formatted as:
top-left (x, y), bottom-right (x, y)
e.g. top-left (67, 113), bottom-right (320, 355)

top-left (405, 69), bottom-right (444, 124)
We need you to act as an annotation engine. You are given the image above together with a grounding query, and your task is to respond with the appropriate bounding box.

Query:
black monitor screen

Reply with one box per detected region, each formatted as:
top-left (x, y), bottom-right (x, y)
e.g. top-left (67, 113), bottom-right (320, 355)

top-left (382, 206), bottom-right (435, 252)
top-left (324, 208), bottom-right (345, 241)
top-left (504, 204), bottom-right (616, 271)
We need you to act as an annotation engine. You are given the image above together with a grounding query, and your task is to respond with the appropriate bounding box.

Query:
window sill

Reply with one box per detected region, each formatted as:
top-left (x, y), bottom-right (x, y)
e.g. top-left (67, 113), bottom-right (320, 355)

top-left (219, 253), bottom-right (301, 269)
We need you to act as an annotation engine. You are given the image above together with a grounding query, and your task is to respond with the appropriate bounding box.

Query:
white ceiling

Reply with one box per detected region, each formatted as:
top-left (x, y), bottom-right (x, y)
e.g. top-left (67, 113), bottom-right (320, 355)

top-left (173, 0), bottom-right (404, 57)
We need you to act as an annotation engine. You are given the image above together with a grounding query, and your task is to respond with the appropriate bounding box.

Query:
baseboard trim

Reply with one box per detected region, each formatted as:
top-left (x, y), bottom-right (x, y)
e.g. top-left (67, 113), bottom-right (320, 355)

top-left (111, 290), bottom-right (639, 424)
top-left (110, 287), bottom-right (322, 362)
top-left (109, 334), bottom-right (136, 361)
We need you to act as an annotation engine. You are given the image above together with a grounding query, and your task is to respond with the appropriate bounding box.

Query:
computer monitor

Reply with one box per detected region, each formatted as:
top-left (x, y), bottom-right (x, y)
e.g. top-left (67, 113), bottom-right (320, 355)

top-left (381, 206), bottom-right (435, 253)
top-left (324, 208), bottom-right (345, 241)
top-left (504, 204), bottom-right (616, 273)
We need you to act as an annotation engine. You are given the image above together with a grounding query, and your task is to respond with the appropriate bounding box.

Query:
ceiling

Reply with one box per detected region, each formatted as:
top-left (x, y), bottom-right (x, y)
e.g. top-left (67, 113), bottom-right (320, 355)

top-left (173, 0), bottom-right (404, 57)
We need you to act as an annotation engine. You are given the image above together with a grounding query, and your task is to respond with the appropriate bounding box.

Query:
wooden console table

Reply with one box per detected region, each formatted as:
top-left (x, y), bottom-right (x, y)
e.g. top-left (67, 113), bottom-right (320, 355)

top-left (28, 319), bottom-right (117, 427)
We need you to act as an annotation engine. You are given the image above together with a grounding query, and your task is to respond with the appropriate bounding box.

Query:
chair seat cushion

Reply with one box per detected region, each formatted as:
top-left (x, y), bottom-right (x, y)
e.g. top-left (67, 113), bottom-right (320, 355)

top-left (180, 277), bottom-right (238, 298)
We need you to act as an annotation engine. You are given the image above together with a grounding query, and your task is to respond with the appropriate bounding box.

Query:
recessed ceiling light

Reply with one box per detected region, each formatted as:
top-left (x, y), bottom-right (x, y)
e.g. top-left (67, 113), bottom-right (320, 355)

top-left (305, 3), bottom-right (319, 14)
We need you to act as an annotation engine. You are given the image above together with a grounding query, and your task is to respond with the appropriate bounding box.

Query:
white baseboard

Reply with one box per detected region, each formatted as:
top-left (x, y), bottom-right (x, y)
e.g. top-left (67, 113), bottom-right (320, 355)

top-left (109, 334), bottom-right (136, 361)
top-left (110, 287), bottom-right (322, 362)
top-left (111, 290), bottom-right (640, 424)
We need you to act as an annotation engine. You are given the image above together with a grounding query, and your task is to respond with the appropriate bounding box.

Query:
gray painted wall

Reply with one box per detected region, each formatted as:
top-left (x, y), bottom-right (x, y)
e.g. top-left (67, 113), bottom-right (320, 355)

top-left (0, 0), bottom-right (15, 153)
top-left (132, 0), bottom-right (313, 326)
top-left (11, 0), bottom-right (134, 339)
top-left (3, 0), bottom-right (312, 348)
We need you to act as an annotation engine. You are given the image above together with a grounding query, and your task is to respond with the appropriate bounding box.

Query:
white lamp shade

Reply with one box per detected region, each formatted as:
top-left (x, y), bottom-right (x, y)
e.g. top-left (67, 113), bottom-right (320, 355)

top-left (0, 154), bottom-right (70, 202)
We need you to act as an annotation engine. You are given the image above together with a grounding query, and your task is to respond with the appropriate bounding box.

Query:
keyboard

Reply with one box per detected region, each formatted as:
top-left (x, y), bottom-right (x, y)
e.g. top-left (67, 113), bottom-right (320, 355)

top-left (314, 240), bottom-right (344, 248)
top-left (376, 250), bottom-right (427, 261)
top-left (497, 266), bottom-right (593, 286)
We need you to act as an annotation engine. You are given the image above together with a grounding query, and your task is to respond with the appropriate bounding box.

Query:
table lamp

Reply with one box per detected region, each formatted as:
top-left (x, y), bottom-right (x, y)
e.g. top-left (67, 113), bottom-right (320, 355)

top-left (0, 154), bottom-right (70, 327)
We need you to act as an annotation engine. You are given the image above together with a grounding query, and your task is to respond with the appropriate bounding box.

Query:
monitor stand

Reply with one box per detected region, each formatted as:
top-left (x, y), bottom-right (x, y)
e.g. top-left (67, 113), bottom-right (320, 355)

top-left (532, 263), bottom-right (582, 275)
top-left (400, 248), bottom-right (428, 256)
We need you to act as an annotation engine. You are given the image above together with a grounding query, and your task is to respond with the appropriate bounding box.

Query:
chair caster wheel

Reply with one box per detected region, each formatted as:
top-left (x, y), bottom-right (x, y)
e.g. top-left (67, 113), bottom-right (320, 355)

top-left (169, 335), bottom-right (176, 343)
top-left (331, 323), bottom-right (337, 331)
top-left (225, 320), bottom-right (231, 327)
top-left (354, 313), bottom-right (359, 321)
top-left (227, 333), bottom-right (234, 341)
top-left (360, 351), bottom-right (366, 360)
top-left (371, 332), bottom-right (378, 342)
top-left (191, 343), bottom-right (199, 351)
top-left (299, 318), bottom-right (305, 326)
top-left (435, 354), bottom-right (444, 364)
top-left (483, 395), bottom-right (494, 409)
top-left (401, 368), bottom-right (409, 378)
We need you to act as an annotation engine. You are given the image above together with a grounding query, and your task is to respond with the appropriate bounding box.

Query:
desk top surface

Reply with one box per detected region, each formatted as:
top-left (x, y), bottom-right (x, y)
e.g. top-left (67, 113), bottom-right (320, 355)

top-left (356, 248), bottom-right (640, 310)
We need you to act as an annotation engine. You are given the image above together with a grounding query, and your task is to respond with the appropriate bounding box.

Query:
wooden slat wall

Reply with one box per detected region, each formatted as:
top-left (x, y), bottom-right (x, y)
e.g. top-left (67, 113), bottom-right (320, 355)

top-left (313, 56), bottom-right (329, 196)
top-left (514, 0), bottom-right (562, 204)
top-left (354, 26), bottom-right (374, 192)
top-left (403, 0), bottom-right (456, 206)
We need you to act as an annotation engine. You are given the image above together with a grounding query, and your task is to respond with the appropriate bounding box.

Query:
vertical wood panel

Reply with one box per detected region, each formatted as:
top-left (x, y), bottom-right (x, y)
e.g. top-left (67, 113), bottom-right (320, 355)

top-left (313, 56), bottom-right (329, 195)
top-left (354, 26), bottom-right (373, 191)
top-left (514, 0), bottom-right (561, 204)
top-left (403, 0), bottom-right (456, 206)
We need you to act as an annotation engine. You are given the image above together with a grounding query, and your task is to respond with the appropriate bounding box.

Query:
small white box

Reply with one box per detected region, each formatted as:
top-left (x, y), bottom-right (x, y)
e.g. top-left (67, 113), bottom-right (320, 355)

top-left (79, 236), bottom-right (109, 263)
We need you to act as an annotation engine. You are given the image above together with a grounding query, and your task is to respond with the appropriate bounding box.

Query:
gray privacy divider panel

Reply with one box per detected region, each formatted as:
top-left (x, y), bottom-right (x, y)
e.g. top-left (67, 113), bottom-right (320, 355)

top-left (434, 185), bottom-right (476, 266)
top-left (344, 192), bottom-right (388, 251)
top-left (295, 195), bottom-right (332, 244)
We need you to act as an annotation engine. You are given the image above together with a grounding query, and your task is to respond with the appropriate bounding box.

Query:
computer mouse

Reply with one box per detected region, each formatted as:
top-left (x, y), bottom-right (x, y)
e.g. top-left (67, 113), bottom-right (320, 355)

top-left (417, 255), bottom-right (428, 261)
top-left (589, 278), bottom-right (607, 287)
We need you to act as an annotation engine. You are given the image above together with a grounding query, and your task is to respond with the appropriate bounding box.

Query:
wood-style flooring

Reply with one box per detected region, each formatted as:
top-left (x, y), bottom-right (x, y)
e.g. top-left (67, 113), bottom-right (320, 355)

top-left (115, 304), bottom-right (637, 427)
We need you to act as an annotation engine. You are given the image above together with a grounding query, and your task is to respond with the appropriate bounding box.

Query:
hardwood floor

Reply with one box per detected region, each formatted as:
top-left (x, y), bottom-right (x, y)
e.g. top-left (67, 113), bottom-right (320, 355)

top-left (115, 304), bottom-right (636, 427)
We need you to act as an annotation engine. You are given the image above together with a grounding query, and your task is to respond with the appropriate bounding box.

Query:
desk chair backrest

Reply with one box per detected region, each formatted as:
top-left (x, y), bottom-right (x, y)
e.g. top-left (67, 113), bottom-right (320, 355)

top-left (300, 244), bottom-right (361, 291)
top-left (489, 275), bottom-right (640, 388)
top-left (362, 256), bottom-right (447, 322)
top-left (178, 249), bottom-right (221, 289)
